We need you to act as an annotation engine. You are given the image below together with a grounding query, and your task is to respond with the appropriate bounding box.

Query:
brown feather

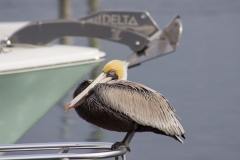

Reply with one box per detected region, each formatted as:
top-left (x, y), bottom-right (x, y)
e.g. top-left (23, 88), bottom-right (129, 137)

top-left (73, 79), bottom-right (185, 143)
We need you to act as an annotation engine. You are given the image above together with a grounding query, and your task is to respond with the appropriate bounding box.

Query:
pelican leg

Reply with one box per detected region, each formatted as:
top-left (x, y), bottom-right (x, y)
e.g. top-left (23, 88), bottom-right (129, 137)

top-left (111, 124), bottom-right (138, 152)
top-left (114, 154), bottom-right (126, 160)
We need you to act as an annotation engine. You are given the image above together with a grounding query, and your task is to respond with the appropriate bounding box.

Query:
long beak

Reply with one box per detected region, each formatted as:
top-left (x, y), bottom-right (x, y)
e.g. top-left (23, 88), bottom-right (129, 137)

top-left (65, 72), bottom-right (112, 112)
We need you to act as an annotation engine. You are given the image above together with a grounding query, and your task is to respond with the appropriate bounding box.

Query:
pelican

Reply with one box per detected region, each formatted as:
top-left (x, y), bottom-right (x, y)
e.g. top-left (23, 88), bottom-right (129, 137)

top-left (65, 60), bottom-right (185, 151)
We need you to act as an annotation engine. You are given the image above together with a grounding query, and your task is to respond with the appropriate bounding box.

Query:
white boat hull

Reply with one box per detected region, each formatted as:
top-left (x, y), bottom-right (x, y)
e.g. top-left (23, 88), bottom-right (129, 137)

top-left (0, 61), bottom-right (103, 144)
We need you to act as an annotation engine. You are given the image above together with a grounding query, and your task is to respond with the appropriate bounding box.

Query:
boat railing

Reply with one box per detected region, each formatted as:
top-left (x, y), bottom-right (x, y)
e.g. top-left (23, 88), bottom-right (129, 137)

top-left (0, 142), bottom-right (127, 160)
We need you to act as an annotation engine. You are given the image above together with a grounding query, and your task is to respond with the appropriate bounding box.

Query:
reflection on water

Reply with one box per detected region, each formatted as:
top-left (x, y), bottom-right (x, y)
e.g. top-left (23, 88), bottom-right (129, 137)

top-left (59, 93), bottom-right (75, 140)
top-left (86, 125), bottom-right (104, 142)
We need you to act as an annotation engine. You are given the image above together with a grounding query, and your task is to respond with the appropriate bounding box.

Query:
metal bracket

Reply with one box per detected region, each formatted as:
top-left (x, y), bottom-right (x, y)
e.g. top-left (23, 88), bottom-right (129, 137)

top-left (127, 15), bottom-right (183, 67)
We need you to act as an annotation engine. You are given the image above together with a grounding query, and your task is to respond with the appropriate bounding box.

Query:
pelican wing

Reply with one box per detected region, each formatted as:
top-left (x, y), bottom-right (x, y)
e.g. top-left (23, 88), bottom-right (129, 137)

top-left (94, 80), bottom-right (185, 136)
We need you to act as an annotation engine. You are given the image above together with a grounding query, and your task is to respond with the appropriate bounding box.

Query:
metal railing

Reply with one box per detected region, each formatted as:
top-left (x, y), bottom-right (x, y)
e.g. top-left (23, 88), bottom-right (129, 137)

top-left (0, 142), bottom-right (127, 160)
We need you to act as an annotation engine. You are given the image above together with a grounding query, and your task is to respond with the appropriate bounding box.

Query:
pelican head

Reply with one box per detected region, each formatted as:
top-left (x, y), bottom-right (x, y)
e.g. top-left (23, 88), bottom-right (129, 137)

top-left (65, 60), bottom-right (129, 111)
top-left (103, 60), bottom-right (129, 80)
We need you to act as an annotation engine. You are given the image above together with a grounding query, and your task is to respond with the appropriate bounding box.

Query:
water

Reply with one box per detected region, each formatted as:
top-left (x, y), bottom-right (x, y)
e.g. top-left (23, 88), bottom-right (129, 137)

top-left (1, 0), bottom-right (240, 159)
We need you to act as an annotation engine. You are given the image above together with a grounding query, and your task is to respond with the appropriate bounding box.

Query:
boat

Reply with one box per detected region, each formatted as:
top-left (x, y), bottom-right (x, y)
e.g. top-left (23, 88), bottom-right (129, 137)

top-left (0, 10), bottom-right (182, 159)
top-left (0, 24), bottom-right (105, 145)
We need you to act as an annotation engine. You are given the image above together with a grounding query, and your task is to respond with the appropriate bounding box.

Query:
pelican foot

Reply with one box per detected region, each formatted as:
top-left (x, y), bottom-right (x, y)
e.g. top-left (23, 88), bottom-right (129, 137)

top-left (111, 142), bottom-right (131, 152)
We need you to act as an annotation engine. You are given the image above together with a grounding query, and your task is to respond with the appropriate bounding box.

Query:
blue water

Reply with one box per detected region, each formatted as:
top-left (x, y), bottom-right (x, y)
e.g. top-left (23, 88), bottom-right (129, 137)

top-left (1, 0), bottom-right (240, 159)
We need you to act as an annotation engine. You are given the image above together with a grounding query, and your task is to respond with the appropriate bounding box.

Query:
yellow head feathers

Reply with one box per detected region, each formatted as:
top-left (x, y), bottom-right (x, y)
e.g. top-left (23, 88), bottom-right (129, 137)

top-left (103, 60), bottom-right (129, 80)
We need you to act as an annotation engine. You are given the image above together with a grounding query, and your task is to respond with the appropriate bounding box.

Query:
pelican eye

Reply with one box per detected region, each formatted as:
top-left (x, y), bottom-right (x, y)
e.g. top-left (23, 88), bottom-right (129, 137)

top-left (109, 69), bottom-right (116, 75)
top-left (106, 69), bottom-right (118, 80)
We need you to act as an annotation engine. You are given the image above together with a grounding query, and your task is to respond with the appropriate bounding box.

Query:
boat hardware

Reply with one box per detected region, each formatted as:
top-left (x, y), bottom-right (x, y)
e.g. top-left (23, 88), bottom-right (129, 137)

top-left (4, 10), bottom-right (182, 68)
top-left (0, 142), bottom-right (127, 160)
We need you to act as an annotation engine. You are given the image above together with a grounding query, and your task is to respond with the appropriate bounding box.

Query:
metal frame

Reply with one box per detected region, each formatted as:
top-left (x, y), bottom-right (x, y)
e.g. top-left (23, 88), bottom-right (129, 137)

top-left (1, 10), bottom-right (183, 68)
top-left (6, 20), bottom-right (149, 52)
top-left (0, 142), bottom-right (127, 160)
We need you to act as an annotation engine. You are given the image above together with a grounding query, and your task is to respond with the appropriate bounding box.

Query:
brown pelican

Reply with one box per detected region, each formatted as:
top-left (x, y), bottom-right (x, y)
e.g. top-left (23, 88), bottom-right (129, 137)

top-left (65, 60), bottom-right (185, 151)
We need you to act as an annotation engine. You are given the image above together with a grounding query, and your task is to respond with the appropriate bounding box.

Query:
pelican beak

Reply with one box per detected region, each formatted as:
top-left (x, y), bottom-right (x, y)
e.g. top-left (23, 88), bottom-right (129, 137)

top-left (65, 72), bottom-right (112, 112)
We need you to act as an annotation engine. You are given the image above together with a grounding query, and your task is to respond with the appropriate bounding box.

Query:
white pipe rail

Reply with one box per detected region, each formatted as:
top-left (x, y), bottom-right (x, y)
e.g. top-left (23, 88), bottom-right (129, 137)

top-left (0, 142), bottom-right (127, 160)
